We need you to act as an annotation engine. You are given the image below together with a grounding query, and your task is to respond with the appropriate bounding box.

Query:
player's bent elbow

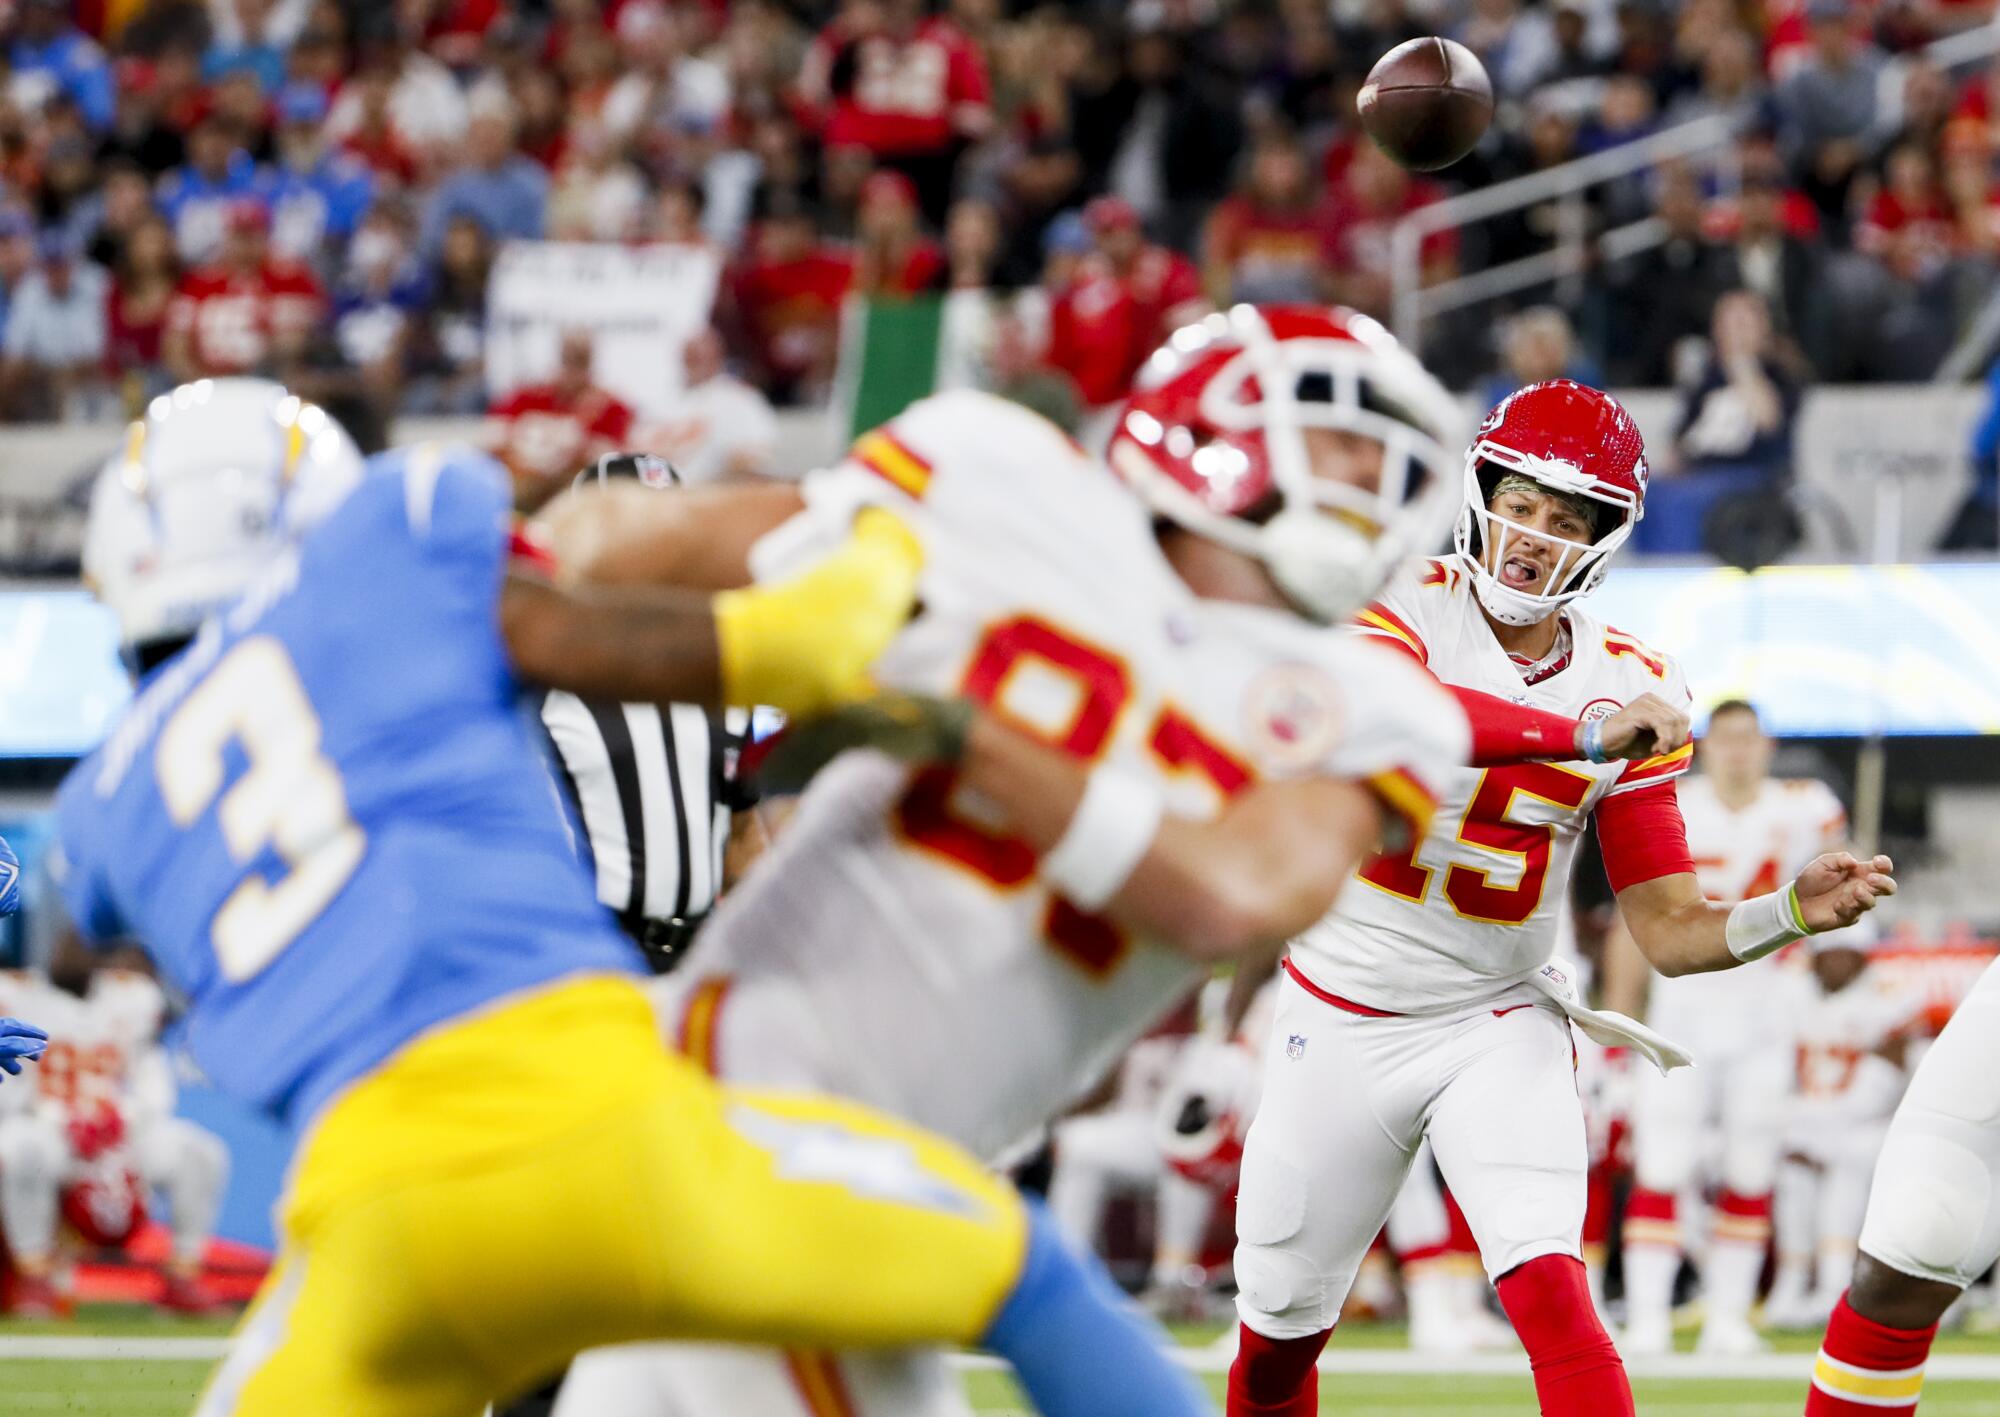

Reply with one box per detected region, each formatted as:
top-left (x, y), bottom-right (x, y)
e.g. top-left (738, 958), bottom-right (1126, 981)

top-left (1163, 875), bottom-right (1314, 964)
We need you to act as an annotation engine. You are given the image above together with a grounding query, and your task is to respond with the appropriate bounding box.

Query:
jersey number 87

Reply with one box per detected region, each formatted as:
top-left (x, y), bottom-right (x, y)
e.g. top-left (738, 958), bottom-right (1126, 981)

top-left (156, 636), bottom-right (367, 982)
top-left (898, 615), bottom-right (1249, 975)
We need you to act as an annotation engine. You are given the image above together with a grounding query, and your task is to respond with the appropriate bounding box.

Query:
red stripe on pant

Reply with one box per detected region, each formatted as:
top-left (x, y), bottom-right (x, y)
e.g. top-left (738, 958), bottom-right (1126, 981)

top-left (1494, 1255), bottom-right (1634, 1417)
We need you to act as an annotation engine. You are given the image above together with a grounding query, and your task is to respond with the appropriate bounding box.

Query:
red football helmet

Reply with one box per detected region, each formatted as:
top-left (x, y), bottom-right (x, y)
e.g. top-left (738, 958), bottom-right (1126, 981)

top-left (1455, 379), bottom-right (1648, 626)
top-left (1106, 305), bottom-right (1465, 622)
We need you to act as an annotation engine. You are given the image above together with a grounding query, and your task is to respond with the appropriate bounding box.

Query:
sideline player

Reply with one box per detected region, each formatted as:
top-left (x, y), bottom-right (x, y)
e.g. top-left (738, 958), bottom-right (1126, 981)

top-left (535, 303), bottom-right (1480, 1416)
top-left (53, 379), bottom-right (1214, 1417)
top-left (1766, 937), bottom-right (1915, 1329)
top-left (0, 956), bottom-right (229, 1316)
top-left (1225, 381), bottom-right (1896, 1417)
top-left (1611, 698), bottom-right (1857, 1355)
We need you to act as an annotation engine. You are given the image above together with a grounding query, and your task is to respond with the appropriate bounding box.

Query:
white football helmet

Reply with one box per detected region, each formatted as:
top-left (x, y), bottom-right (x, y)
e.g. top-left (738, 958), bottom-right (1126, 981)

top-left (84, 379), bottom-right (364, 661)
top-left (86, 967), bottom-right (167, 1050)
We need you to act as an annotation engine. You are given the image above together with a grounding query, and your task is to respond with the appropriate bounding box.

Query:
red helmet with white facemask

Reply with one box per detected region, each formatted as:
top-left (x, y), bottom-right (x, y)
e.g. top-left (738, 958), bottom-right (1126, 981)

top-left (1455, 380), bottom-right (1649, 627)
top-left (1105, 304), bottom-right (1465, 623)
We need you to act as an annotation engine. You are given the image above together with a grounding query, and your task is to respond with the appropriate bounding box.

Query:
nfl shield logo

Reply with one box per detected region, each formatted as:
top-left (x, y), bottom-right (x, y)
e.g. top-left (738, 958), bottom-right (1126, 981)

top-left (1285, 1034), bottom-right (1307, 1061)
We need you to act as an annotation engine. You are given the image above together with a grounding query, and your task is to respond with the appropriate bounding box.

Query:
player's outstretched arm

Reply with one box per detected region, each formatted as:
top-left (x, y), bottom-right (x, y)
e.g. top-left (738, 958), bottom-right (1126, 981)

top-left (504, 505), bottom-right (923, 716)
top-left (531, 479), bottom-right (804, 591)
top-left (1448, 686), bottom-right (1691, 766)
top-left (1617, 856), bottom-right (1897, 978)
top-left (955, 713), bottom-right (1388, 962)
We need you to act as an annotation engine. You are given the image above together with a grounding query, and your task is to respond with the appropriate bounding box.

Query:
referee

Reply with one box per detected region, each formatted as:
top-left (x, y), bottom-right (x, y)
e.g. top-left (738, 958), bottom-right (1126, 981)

top-left (537, 452), bottom-right (758, 973)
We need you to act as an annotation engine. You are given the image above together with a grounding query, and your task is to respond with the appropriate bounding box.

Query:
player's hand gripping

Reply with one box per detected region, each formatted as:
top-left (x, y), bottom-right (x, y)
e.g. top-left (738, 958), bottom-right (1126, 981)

top-left (0, 1017), bottom-right (48, 1081)
top-left (1581, 692), bottom-right (1691, 763)
top-left (749, 693), bottom-right (974, 796)
top-left (1793, 851), bottom-right (1897, 934)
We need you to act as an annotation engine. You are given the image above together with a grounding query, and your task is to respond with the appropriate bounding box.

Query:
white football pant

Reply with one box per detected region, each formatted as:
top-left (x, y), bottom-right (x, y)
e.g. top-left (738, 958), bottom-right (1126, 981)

top-left (1859, 957), bottom-right (2000, 1289)
top-left (0, 1113), bottom-right (225, 1267)
top-left (1233, 970), bottom-right (1589, 1341)
top-left (1047, 1107), bottom-right (1215, 1285)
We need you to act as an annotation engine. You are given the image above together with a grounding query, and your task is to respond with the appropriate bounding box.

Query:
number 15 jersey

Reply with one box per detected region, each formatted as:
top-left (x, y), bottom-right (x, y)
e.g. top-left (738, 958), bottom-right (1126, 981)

top-left (672, 392), bottom-right (1468, 1161)
top-left (1298, 556), bottom-right (1693, 1014)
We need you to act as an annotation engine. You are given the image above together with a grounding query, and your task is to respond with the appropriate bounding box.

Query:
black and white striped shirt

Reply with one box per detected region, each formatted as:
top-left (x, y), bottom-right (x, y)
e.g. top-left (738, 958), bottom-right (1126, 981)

top-left (539, 693), bottom-right (751, 940)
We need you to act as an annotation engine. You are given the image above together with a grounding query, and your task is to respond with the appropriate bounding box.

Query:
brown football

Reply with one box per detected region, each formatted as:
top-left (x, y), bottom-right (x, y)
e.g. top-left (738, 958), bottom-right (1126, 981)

top-left (1357, 37), bottom-right (1494, 172)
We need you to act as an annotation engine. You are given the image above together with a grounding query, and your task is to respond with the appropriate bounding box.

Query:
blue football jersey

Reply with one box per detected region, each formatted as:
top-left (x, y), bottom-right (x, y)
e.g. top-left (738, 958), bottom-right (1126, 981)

top-left (56, 446), bottom-right (641, 1128)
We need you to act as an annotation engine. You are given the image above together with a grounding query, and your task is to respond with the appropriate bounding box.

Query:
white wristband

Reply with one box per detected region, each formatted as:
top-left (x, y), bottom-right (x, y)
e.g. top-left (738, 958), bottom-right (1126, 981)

top-left (1725, 883), bottom-right (1813, 962)
top-left (1040, 765), bottom-right (1166, 912)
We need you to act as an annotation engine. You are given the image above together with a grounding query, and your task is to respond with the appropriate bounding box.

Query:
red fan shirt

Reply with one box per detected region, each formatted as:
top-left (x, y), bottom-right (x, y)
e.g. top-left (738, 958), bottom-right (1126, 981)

top-left (165, 260), bottom-right (325, 375)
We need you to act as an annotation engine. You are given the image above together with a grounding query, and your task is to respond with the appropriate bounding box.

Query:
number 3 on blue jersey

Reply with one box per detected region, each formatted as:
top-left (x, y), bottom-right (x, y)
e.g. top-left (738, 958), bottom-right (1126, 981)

top-left (156, 635), bottom-right (366, 981)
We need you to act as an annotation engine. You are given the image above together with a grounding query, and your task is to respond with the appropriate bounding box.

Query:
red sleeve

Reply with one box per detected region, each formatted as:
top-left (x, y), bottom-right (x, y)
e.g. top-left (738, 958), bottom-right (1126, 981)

top-left (1594, 780), bottom-right (1696, 894)
top-left (1450, 686), bottom-right (1582, 765)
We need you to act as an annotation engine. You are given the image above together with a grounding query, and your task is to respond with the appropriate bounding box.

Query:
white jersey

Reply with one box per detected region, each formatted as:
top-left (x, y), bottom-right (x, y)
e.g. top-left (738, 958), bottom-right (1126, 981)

top-left (1650, 776), bottom-right (1848, 1040)
top-left (1296, 556), bottom-right (1692, 1014)
top-left (1791, 968), bottom-right (1918, 1132)
top-left (674, 391), bottom-right (1468, 1160)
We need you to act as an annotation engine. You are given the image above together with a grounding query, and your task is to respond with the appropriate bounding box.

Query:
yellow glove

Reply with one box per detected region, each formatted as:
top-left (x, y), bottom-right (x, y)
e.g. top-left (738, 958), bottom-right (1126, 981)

top-left (712, 507), bottom-right (923, 716)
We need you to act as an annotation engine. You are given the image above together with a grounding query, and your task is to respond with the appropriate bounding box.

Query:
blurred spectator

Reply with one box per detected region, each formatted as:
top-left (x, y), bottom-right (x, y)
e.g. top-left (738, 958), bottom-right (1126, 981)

top-left (0, 232), bottom-right (108, 420)
top-left (106, 215), bottom-right (180, 398)
top-left (1321, 142), bottom-right (1455, 321)
top-left (9, 0), bottom-right (114, 131)
top-left (800, 0), bottom-right (993, 224)
top-left (34, 134), bottom-right (102, 253)
top-left (486, 328), bottom-right (635, 510)
top-left (98, 54), bottom-right (190, 177)
top-left (81, 160), bottom-right (157, 272)
top-left (203, 0), bottom-right (286, 93)
top-left (263, 83), bottom-right (375, 267)
top-left (1456, 0), bottom-right (1559, 99)
top-left (332, 61), bottom-right (421, 187)
top-left (1856, 144), bottom-right (1956, 285)
top-left (939, 197), bottom-right (1002, 290)
top-left (600, 3), bottom-right (730, 155)
top-left (1201, 129), bottom-right (1324, 307)
top-left (1675, 291), bottom-right (1803, 483)
top-left (1104, 27), bottom-right (1243, 255)
top-left (407, 215), bottom-right (491, 415)
top-left (205, 0), bottom-right (314, 54)
top-left (163, 199), bottom-right (324, 380)
top-left (1607, 162), bottom-right (1733, 385)
top-left (1044, 196), bottom-right (1205, 410)
top-left (547, 121), bottom-right (647, 243)
top-left (1478, 306), bottom-right (1601, 411)
top-left (1715, 161), bottom-right (1827, 377)
top-left (728, 194), bottom-right (853, 405)
top-left (0, 214), bottom-right (33, 332)
top-left (324, 19), bottom-right (467, 159)
top-left (1666, 26), bottom-right (1767, 131)
top-left (1776, 0), bottom-right (1887, 231)
top-left (853, 169), bottom-right (942, 297)
top-left (329, 203), bottom-right (430, 407)
top-left (646, 326), bottom-right (779, 484)
top-left (647, 179), bottom-right (717, 256)
top-left (157, 116), bottom-right (262, 265)
top-left (419, 104), bottom-right (547, 263)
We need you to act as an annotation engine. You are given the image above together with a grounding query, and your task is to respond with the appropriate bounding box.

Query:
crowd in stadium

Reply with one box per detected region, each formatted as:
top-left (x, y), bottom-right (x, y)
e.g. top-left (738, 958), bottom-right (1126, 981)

top-left (3, 0), bottom-right (1999, 443)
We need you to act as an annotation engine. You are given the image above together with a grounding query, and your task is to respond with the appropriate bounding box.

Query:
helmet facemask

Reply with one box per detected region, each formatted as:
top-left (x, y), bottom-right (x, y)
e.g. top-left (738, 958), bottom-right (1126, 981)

top-left (1455, 448), bottom-right (1640, 627)
top-left (1112, 306), bottom-right (1463, 624)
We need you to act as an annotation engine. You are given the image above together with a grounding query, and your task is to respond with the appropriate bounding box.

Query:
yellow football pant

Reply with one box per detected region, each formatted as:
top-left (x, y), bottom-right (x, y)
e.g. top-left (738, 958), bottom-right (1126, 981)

top-left (196, 975), bottom-right (1027, 1416)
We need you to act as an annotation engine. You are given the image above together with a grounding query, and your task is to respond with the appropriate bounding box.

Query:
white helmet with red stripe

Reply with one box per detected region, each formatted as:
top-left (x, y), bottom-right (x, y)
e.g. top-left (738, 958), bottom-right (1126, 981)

top-left (1456, 380), bottom-right (1649, 627)
top-left (1106, 304), bottom-right (1466, 623)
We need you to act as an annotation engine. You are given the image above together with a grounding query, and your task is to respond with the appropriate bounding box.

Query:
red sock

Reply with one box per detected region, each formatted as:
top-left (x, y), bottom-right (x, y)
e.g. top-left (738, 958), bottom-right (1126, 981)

top-left (1227, 1323), bottom-right (1330, 1417)
top-left (1806, 1293), bottom-right (1938, 1414)
top-left (1494, 1255), bottom-right (1634, 1417)
top-left (1622, 1186), bottom-right (1678, 1247)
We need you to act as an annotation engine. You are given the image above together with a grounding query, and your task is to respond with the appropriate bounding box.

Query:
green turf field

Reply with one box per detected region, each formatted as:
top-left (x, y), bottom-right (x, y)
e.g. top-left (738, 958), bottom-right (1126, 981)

top-left (10, 1308), bottom-right (2000, 1414)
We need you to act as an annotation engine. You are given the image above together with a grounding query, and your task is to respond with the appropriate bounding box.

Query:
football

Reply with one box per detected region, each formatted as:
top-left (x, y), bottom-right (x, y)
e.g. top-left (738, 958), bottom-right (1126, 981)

top-left (1357, 37), bottom-right (1494, 172)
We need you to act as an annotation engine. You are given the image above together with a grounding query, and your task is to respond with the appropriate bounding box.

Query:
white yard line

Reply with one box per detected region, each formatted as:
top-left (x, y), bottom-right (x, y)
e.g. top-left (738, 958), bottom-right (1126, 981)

top-left (6, 1335), bottom-right (2000, 1386)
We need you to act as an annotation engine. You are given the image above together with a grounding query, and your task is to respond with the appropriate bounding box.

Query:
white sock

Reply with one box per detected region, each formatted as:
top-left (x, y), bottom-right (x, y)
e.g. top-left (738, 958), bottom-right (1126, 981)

top-left (1623, 1244), bottom-right (1680, 1330)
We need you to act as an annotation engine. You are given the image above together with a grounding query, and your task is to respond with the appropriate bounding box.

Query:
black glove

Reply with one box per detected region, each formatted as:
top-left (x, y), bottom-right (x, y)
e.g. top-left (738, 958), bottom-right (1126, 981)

top-left (748, 693), bottom-right (975, 796)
